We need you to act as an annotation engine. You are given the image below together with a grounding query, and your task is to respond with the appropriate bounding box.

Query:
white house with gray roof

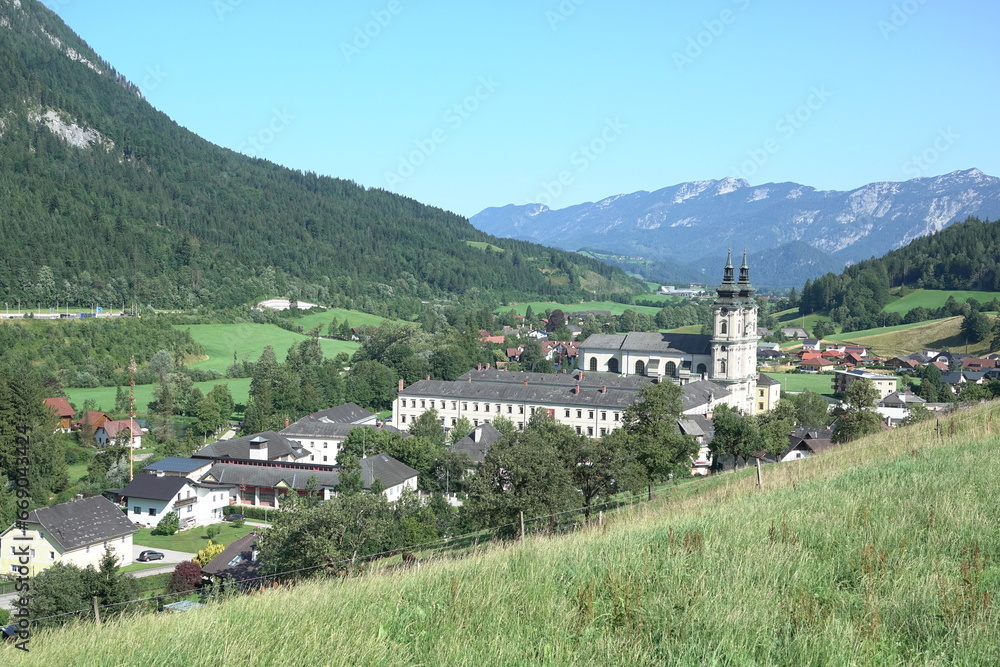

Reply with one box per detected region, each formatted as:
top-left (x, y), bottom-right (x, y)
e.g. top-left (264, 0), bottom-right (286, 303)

top-left (118, 473), bottom-right (232, 529)
top-left (0, 496), bottom-right (138, 577)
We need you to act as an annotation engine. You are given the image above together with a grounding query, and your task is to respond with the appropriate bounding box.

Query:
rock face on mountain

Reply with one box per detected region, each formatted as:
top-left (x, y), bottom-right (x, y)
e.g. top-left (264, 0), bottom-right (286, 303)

top-left (472, 170), bottom-right (1000, 285)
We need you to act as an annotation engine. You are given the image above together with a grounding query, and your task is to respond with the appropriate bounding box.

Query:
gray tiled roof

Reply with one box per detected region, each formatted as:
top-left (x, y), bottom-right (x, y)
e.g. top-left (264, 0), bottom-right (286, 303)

top-left (677, 414), bottom-right (715, 440)
top-left (303, 403), bottom-right (376, 424)
top-left (193, 431), bottom-right (309, 461)
top-left (401, 378), bottom-right (643, 409)
top-left (457, 368), bottom-right (654, 390)
top-left (679, 381), bottom-right (732, 412)
top-left (23, 496), bottom-right (136, 551)
top-left (580, 332), bottom-right (712, 355)
top-left (281, 421), bottom-right (409, 440)
top-left (120, 475), bottom-right (189, 502)
top-left (360, 454), bottom-right (419, 490)
top-left (451, 424), bottom-right (503, 463)
top-left (201, 532), bottom-right (262, 581)
top-left (143, 457), bottom-right (212, 474)
top-left (199, 454), bottom-right (417, 492)
top-left (756, 373), bottom-right (780, 386)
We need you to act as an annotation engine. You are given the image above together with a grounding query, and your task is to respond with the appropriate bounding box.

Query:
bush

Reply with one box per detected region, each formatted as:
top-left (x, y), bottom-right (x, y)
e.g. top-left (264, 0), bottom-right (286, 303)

top-left (205, 524), bottom-right (222, 541)
top-left (167, 561), bottom-right (204, 595)
top-left (231, 519), bottom-right (246, 528)
top-left (151, 511), bottom-right (179, 536)
top-left (0, 608), bottom-right (9, 625)
top-left (194, 542), bottom-right (225, 567)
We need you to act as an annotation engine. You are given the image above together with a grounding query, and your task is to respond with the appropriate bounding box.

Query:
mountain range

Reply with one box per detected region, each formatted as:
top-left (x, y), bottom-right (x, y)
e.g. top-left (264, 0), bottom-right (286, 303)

top-left (0, 0), bottom-right (637, 313)
top-left (471, 170), bottom-right (1000, 286)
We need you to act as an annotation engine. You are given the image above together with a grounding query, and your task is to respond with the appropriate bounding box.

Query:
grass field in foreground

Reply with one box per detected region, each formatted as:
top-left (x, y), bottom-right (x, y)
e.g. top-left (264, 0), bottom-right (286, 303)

top-left (882, 288), bottom-right (1000, 315)
top-left (178, 323), bottom-right (359, 374)
top-left (65, 378), bottom-right (252, 416)
top-left (498, 301), bottom-right (662, 317)
top-left (12, 402), bottom-right (999, 665)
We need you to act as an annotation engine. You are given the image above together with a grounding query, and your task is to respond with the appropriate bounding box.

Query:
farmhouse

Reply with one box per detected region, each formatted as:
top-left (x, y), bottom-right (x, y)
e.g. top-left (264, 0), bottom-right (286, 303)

top-left (94, 418), bottom-right (143, 448)
top-left (118, 473), bottom-right (232, 529)
top-left (43, 397), bottom-right (74, 432)
top-left (0, 496), bottom-right (137, 577)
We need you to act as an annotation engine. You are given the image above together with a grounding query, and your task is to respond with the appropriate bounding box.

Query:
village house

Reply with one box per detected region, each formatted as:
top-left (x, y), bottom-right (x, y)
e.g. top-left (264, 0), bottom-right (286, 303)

top-left (801, 338), bottom-right (822, 351)
top-left (201, 532), bottom-right (262, 588)
top-left (279, 402), bottom-right (390, 464)
top-left (780, 428), bottom-right (836, 462)
top-left (450, 423), bottom-right (503, 465)
top-left (755, 374), bottom-right (781, 413)
top-left (118, 473), bottom-right (232, 529)
top-left (779, 326), bottom-right (809, 340)
top-left (0, 496), bottom-right (137, 577)
top-left (43, 397), bottom-right (75, 433)
top-left (833, 369), bottom-right (898, 399)
top-left (879, 391), bottom-right (927, 409)
top-left (193, 431), bottom-right (311, 463)
top-left (94, 418), bottom-right (143, 448)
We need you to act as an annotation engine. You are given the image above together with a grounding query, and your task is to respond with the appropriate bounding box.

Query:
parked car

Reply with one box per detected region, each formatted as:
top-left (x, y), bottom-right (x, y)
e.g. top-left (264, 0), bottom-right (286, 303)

top-left (2, 624), bottom-right (18, 641)
top-left (137, 550), bottom-right (165, 562)
top-left (224, 513), bottom-right (246, 522)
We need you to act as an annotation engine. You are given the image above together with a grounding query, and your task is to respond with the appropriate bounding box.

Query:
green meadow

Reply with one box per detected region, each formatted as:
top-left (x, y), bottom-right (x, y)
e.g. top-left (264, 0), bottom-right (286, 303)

top-left (10, 402), bottom-right (999, 665)
top-left (882, 288), bottom-right (1000, 315)
top-left (293, 307), bottom-right (410, 331)
top-left (769, 372), bottom-right (836, 395)
top-left (65, 378), bottom-right (252, 415)
top-left (177, 323), bottom-right (360, 374)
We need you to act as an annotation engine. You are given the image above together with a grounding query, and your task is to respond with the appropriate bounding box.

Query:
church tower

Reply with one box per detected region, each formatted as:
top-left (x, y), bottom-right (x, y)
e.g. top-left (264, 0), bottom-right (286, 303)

top-left (710, 248), bottom-right (759, 413)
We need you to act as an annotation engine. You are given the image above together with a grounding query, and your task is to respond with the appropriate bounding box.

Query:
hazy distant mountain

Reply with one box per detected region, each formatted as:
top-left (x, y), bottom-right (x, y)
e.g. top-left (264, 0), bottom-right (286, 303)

top-left (471, 170), bottom-right (1000, 286)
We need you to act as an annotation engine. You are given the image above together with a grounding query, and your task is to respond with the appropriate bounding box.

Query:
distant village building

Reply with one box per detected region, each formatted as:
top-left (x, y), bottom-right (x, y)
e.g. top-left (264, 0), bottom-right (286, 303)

top-left (833, 369), bottom-right (898, 399)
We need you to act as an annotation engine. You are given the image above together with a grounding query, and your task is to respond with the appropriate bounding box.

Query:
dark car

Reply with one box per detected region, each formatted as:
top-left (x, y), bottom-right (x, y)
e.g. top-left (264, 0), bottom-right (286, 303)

top-left (2, 624), bottom-right (19, 641)
top-left (224, 514), bottom-right (246, 522)
top-left (137, 550), bottom-right (165, 562)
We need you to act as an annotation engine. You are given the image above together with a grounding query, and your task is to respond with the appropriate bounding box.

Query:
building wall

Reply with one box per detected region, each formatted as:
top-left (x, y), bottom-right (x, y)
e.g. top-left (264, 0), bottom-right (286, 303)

top-left (394, 394), bottom-right (628, 439)
top-left (755, 382), bottom-right (781, 413)
top-left (0, 524), bottom-right (133, 577)
top-left (287, 436), bottom-right (341, 464)
top-left (127, 485), bottom-right (229, 528)
top-left (580, 349), bottom-right (711, 380)
top-left (834, 372), bottom-right (898, 400)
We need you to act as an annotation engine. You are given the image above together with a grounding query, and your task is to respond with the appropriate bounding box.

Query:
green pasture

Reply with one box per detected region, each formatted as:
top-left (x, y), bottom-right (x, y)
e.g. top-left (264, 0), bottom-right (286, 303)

top-left (882, 288), bottom-right (1000, 315)
top-left (65, 378), bottom-right (252, 416)
top-left (293, 308), bottom-right (411, 331)
top-left (825, 317), bottom-right (950, 341)
top-left (177, 323), bottom-right (360, 374)
top-left (772, 372), bottom-right (837, 395)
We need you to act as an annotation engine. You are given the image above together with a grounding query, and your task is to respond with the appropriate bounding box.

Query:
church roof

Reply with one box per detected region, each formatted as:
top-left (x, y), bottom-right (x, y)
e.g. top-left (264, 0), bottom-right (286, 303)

top-left (579, 332), bottom-right (711, 356)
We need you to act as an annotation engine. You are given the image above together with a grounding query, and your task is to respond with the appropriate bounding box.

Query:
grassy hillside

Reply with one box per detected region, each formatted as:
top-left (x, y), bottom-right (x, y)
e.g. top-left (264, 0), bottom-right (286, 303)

top-left (824, 318), bottom-right (951, 342)
top-left (498, 301), bottom-right (662, 317)
top-left (292, 308), bottom-right (408, 331)
top-left (835, 316), bottom-right (997, 358)
top-left (65, 378), bottom-right (251, 415)
top-left (10, 403), bottom-right (998, 664)
top-left (179, 323), bottom-right (359, 374)
top-left (882, 289), bottom-right (1000, 315)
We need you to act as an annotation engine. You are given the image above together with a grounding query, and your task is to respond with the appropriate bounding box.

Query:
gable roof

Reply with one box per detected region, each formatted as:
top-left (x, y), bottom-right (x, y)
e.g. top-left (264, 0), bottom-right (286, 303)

top-left (100, 418), bottom-right (141, 439)
top-left (20, 496), bottom-right (137, 551)
top-left (756, 373), bottom-right (780, 387)
top-left (143, 457), bottom-right (213, 475)
top-left (198, 454), bottom-right (417, 492)
top-left (193, 431), bottom-right (309, 461)
top-left (43, 397), bottom-right (74, 418)
top-left (120, 474), bottom-right (190, 502)
top-left (679, 381), bottom-right (731, 412)
top-left (451, 424), bottom-right (503, 463)
top-left (81, 410), bottom-right (110, 427)
top-left (580, 332), bottom-right (712, 356)
top-left (201, 532), bottom-right (262, 581)
top-left (307, 403), bottom-right (376, 424)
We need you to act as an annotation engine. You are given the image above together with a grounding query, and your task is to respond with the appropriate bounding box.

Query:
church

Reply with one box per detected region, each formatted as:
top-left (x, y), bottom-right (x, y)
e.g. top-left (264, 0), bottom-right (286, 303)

top-left (578, 250), bottom-right (761, 414)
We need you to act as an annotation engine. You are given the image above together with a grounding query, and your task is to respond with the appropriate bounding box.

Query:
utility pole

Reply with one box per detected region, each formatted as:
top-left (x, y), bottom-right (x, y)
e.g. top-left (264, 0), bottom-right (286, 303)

top-left (129, 356), bottom-right (137, 481)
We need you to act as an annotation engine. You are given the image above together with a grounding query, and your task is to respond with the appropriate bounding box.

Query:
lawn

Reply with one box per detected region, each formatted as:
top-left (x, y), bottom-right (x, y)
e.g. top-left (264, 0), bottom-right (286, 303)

top-left (121, 561), bottom-right (170, 574)
top-left (770, 372), bottom-right (837, 395)
top-left (293, 307), bottom-right (411, 331)
top-left (65, 377), bottom-right (252, 416)
top-left (178, 323), bottom-right (360, 374)
top-left (882, 288), bottom-right (1000, 315)
top-left (497, 301), bottom-right (662, 317)
top-left (132, 523), bottom-right (261, 553)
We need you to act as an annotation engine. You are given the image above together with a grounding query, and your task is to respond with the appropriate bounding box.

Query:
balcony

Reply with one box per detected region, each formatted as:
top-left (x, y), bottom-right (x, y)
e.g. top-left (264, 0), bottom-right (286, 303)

top-left (174, 496), bottom-right (197, 508)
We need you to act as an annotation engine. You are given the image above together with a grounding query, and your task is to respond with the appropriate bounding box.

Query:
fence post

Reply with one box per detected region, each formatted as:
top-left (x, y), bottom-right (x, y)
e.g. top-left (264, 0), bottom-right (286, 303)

top-left (755, 457), bottom-right (763, 489)
top-left (93, 596), bottom-right (101, 626)
top-left (598, 510), bottom-right (603, 528)
top-left (935, 418), bottom-right (941, 440)
top-left (519, 511), bottom-right (525, 541)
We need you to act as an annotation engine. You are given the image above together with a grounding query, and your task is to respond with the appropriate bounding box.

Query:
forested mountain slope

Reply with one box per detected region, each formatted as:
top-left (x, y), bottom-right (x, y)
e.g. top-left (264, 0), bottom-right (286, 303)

top-left (0, 0), bottom-right (638, 312)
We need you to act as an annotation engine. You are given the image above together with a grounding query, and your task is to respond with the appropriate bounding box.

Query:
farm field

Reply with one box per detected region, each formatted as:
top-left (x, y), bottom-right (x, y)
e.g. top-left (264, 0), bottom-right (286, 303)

top-left (293, 308), bottom-right (411, 331)
top-left (497, 301), bottom-right (662, 317)
top-left (882, 288), bottom-right (1000, 315)
top-left (65, 378), bottom-right (252, 416)
top-left (178, 323), bottom-right (360, 374)
top-left (14, 402), bottom-right (999, 665)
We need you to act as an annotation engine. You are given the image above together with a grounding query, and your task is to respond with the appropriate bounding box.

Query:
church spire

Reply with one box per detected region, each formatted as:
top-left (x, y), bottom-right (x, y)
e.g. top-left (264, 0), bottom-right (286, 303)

top-left (723, 247), bottom-right (734, 284)
top-left (737, 246), bottom-right (754, 297)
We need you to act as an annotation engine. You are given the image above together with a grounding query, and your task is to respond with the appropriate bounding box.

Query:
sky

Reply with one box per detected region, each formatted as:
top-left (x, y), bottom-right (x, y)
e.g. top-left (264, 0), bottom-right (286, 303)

top-left (46, 0), bottom-right (1000, 219)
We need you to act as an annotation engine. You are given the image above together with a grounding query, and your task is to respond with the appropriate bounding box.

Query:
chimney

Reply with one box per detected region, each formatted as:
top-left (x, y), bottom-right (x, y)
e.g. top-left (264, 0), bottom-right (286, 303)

top-left (523, 380), bottom-right (528, 385)
top-left (601, 386), bottom-right (607, 393)
top-left (285, 416), bottom-right (290, 429)
top-left (573, 384), bottom-right (580, 394)
top-left (474, 428), bottom-right (482, 443)
top-left (398, 379), bottom-right (404, 392)
top-left (248, 436), bottom-right (268, 461)
top-left (468, 376), bottom-right (473, 383)
top-left (486, 363), bottom-right (491, 370)
top-left (477, 363), bottom-right (482, 371)
top-left (578, 371), bottom-right (584, 381)
top-left (425, 375), bottom-right (430, 381)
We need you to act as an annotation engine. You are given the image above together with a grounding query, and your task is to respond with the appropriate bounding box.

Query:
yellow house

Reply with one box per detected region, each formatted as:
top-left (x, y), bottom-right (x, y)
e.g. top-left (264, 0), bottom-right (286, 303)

top-left (0, 496), bottom-right (137, 577)
top-left (755, 373), bottom-right (782, 413)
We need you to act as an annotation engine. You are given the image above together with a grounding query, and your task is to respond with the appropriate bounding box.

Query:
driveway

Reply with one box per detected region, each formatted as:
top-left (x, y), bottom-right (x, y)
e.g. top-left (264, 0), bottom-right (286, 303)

top-left (133, 544), bottom-right (196, 566)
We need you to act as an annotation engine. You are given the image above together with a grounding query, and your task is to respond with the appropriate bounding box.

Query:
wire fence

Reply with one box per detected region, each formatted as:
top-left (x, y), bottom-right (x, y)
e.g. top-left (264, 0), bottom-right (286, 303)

top-left (20, 399), bottom-right (998, 628)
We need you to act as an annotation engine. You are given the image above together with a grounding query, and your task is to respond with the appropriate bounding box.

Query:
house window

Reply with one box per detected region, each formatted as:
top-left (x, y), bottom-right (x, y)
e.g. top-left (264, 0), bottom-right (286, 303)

top-left (484, 404), bottom-right (490, 412)
top-left (758, 402), bottom-right (764, 411)
top-left (601, 411), bottom-right (607, 420)
top-left (518, 406), bottom-right (524, 414)
top-left (133, 507), bottom-right (140, 514)
top-left (587, 427), bottom-right (594, 436)
top-left (452, 402), bottom-right (457, 410)
top-left (50, 551), bottom-right (55, 560)
top-left (507, 405), bottom-right (512, 413)
top-left (720, 322), bottom-right (728, 335)
top-left (576, 410), bottom-right (582, 419)
top-left (600, 428), bottom-right (607, 436)
top-left (473, 403), bottom-right (479, 411)
top-left (451, 418), bottom-right (457, 426)
top-left (188, 505), bottom-right (194, 513)
top-left (589, 357), bottom-right (598, 371)
top-left (401, 415), bottom-right (406, 423)
top-left (473, 420), bottom-right (479, 426)
top-left (614, 412), bottom-right (620, 422)
top-left (564, 409), bottom-right (570, 418)
top-left (635, 360), bottom-right (645, 376)
top-left (9, 565), bottom-right (19, 574)
top-left (588, 411), bottom-right (594, 419)
top-left (517, 422), bottom-right (523, 430)
top-left (441, 401), bottom-right (446, 409)
top-left (463, 403), bottom-right (468, 411)
top-left (420, 400), bottom-right (425, 408)
top-left (575, 426), bottom-right (581, 434)
top-left (148, 508), bottom-right (157, 516)
top-left (323, 456), bottom-right (328, 462)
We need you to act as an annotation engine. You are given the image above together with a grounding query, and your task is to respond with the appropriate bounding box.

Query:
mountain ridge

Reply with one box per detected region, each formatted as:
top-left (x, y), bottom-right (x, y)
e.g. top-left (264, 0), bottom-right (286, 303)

top-left (471, 169), bottom-right (1000, 286)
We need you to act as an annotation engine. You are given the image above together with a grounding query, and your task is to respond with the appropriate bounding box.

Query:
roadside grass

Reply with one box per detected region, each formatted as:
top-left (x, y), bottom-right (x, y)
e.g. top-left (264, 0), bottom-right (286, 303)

top-left (293, 307), bottom-right (410, 331)
top-left (12, 402), bottom-right (1000, 665)
top-left (882, 288), bottom-right (1000, 314)
top-left (121, 562), bottom-right (170, 574)
top-left (178, 323), bottom-right (359, 374)
top-left (497, 301), bottom-right (662, 317)
top-left (132, 524), bottom-right (260, 553)
top-left (65, 378), bottom-right (251, 417)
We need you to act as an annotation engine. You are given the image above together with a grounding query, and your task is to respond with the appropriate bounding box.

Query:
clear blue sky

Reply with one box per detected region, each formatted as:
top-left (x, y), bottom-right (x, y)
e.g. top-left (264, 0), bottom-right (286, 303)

top-left (47, 0), bottom-right (1000, 218)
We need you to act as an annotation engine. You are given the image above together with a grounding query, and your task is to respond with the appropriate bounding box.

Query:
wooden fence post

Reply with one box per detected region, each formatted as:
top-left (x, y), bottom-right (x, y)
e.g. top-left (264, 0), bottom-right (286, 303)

top-left (519, 511), bottom-right (524, 541)
top-left (93, 596), bottom-right (101, 626)
top-left (756, 457), bottom-right (763, 489)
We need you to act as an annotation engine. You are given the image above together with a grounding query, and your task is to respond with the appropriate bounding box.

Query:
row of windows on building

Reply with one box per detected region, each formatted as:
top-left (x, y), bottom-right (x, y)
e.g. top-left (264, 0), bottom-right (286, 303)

top-left (585, 357), bottom-right (709, 376)
top-left (399, 404), bottom-right (621, 425)
top-left (9, 534), bottom-right (127, 568)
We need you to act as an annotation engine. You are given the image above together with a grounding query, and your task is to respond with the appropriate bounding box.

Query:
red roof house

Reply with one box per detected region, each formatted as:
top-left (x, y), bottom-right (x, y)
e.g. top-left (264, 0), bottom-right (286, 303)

top-left (43, 397), bottom-right (74, 432)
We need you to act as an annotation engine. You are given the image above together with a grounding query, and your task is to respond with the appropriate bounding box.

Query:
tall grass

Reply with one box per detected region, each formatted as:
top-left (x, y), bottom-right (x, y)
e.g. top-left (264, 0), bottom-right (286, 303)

top-left (7, 403), bottom-right (998, 665)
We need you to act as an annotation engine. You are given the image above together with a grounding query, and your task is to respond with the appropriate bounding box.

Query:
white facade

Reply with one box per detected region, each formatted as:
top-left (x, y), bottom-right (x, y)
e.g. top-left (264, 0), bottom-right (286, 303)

top-left (0, 524), bottom-right (134, 577)
top-left (128, 482), bottom-right (230, 529)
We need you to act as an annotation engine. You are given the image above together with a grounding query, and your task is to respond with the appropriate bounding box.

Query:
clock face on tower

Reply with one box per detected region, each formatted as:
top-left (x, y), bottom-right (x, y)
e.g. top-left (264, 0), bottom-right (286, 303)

top-left (720, 308), bottom-right (728, 316)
